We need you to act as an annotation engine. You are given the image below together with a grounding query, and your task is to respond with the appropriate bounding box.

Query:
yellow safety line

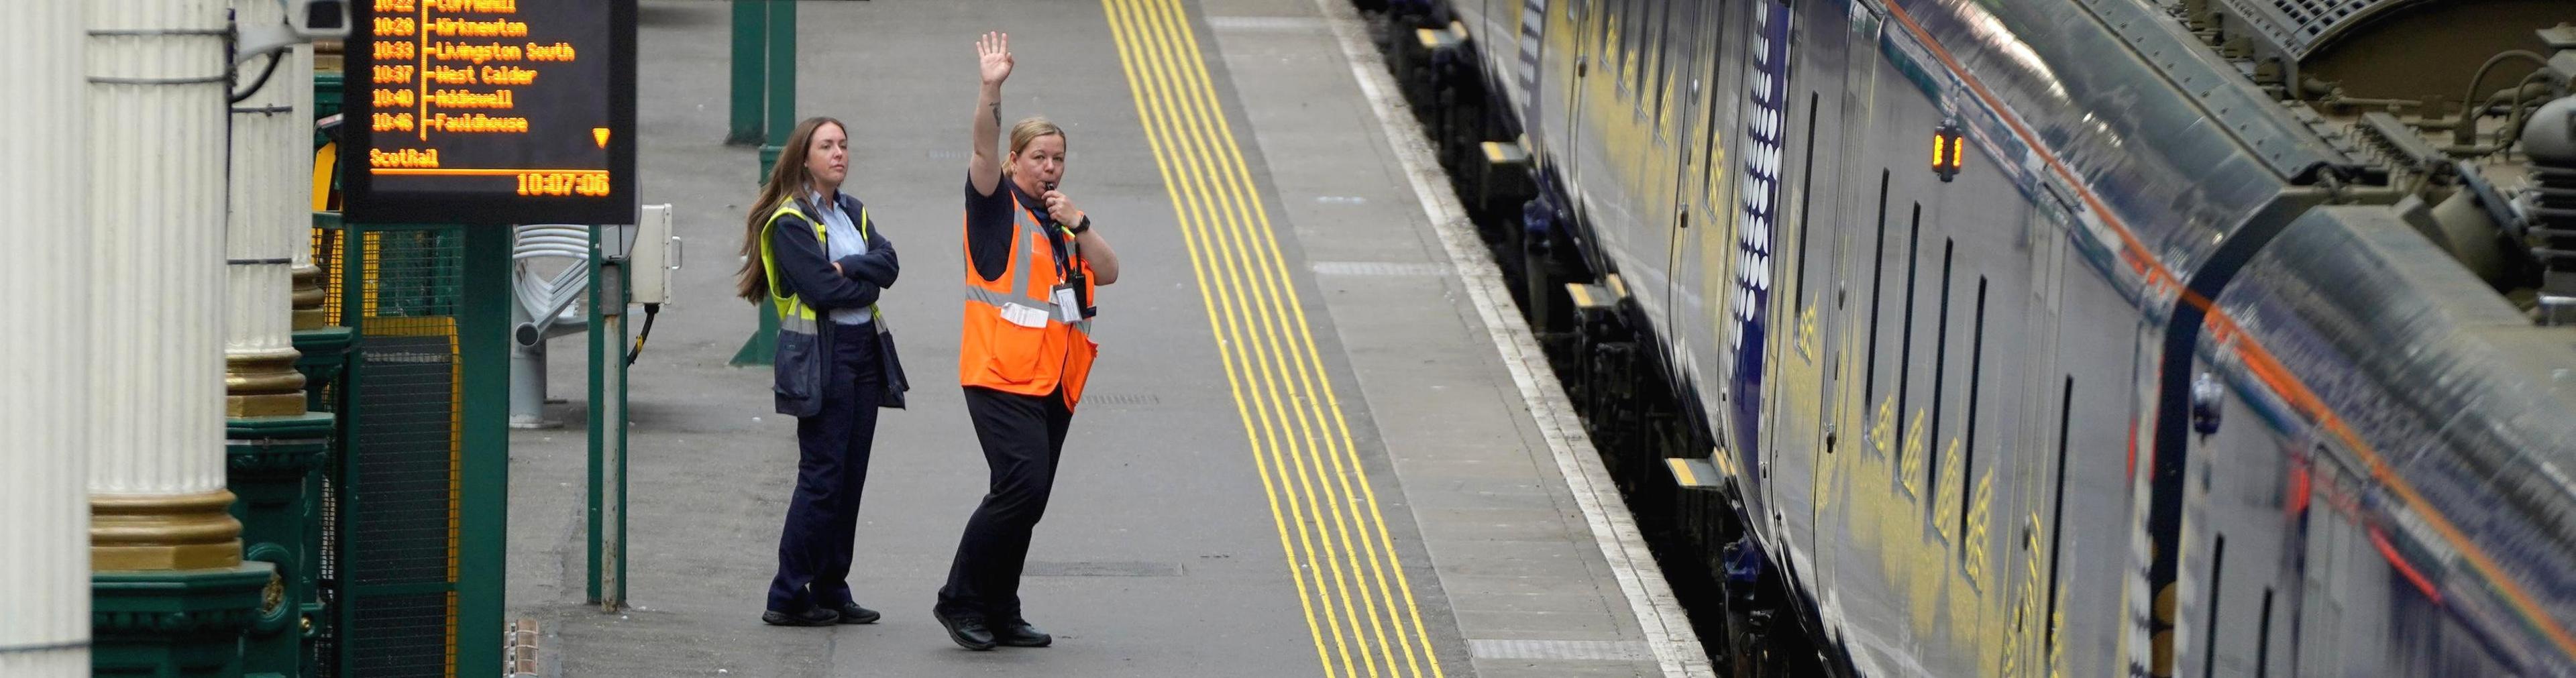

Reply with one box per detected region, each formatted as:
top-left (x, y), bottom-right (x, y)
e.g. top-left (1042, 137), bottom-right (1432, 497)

top-left (1103, 3), bottom-right (1344, 675)
top-left (1124, 4), bottom-right (1378, 673)
top-left (1139, 2), bottom-right (1391, 674)
top-left (1104, 0), bottom-right (1447, 675)
top-left (1156, 3), bottom-right (1448, 669)
top-left (1130, 2), bottom-right (1395, 674)
top-left (1142, 1), bottom-right (1434, 674)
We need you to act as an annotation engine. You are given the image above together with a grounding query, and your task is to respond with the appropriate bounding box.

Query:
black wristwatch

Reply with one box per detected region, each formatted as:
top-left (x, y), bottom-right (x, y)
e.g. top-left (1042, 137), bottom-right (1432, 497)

top-left (1069, 215), bottom-right (1092, 235)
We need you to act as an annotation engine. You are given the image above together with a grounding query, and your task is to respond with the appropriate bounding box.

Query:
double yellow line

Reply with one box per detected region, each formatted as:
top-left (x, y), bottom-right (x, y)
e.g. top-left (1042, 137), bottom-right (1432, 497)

top-left (1102, 1), bottom-right (1445, 676)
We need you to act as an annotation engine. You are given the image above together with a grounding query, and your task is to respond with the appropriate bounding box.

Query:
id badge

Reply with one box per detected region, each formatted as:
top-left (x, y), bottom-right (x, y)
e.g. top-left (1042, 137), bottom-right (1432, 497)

top-left (1000, 302), bottom-right (1049, 329)
top-left (1051, 284), bottom-right (1082, 323)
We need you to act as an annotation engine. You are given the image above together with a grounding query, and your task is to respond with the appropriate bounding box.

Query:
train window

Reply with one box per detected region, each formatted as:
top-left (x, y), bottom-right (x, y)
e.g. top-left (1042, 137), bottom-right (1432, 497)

top-left (1863, 170), bottom-right (1890, 402)
top-left (1792, 92), bottom-right (1819, 311)
top-left (1623, 0), bottom-right (1643, 97)
top-left (1928, 239), bottom-right (1954, 502)
top-left (1605, 0), bottom-right (1629, 99)
top-left (2204, 534), bottom-right (2229, 678)
top-left (1896, 205), bottom-right (1923, 469)
top-left (1594, 0), bottom-right (1613, 86)
top-left (2257, 587), bottom-right (2275, 677)
top-left (1651, 0), bottom-right (1689, 128)
top-left (2044, 375), bottom-right (2073, 658)
top-left (1640, 0), bottom-right (1665, 121)
top-left (1958, 276), bottom-right (1987, 547)
top-left (1698, 3), bottom-right (1733, 217)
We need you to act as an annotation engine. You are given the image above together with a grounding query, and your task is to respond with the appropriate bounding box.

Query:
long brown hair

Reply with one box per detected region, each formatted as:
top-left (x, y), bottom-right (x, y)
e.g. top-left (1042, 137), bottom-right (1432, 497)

top-left (735, 116), bottom-right (846, 302)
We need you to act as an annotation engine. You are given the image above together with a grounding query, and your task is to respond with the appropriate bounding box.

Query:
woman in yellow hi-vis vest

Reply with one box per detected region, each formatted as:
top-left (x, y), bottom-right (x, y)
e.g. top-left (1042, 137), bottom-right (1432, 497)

top-left (732, 116), bottom-right (909, 627)
top-left (935, 32), bottom-right (1123, 651)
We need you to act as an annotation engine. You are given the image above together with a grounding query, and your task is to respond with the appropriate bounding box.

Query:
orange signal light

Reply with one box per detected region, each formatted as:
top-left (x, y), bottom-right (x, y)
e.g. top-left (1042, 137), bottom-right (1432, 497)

top-left (1932, 123), bottom-right (1964, 182)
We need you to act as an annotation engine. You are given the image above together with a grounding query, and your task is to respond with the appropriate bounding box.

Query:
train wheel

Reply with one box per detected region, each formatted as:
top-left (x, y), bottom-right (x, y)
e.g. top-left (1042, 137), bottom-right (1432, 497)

top-left (1729, 612), bottom-right (1777, 678)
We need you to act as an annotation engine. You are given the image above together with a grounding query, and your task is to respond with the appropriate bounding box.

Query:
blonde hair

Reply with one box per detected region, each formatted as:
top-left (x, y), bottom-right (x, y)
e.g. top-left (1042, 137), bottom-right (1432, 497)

top-left (734, 116), bottom-right (846, 302)
top-left (1002, 117), bottom-right (1066, 176)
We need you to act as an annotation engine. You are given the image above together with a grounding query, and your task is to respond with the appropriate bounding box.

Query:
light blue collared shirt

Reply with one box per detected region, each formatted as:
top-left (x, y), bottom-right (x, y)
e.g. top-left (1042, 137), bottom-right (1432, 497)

top-left (809, 190), bottom-right (872, 326)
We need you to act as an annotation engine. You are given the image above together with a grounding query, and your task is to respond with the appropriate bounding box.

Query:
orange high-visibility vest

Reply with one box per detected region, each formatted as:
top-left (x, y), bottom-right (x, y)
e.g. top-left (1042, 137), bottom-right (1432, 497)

top-left (958, 195), bottom-right (1097, 408)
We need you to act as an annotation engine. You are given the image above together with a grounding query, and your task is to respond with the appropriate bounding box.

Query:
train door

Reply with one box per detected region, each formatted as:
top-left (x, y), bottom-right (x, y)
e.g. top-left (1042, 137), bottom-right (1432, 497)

top-left (1766, 0), bottom-right (1854, 585)
top-left (1709, 0), bottom-right (1797, 534)
top-left (1809, 0), bottom-right (1882, 627)
top-left (1536, 0), bottom-right (1595, 203)
top-left (1670, 0), bottom-right (1728, 475)
top-left (1656, 0), bottom-right (1706, 418)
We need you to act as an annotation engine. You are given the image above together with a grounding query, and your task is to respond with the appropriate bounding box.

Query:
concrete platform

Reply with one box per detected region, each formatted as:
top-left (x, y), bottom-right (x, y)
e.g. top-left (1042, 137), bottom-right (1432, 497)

top-left (501, 1), bottom-right (1704, 676)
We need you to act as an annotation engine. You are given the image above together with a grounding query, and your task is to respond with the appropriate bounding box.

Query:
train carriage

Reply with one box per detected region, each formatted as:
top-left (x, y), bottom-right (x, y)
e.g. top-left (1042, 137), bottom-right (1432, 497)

top-left (1387, 0), bottom-right (2576, 675)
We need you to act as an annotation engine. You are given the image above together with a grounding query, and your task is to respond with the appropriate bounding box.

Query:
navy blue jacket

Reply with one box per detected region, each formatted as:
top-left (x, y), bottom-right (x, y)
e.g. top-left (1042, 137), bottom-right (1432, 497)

top-left (769, 193), bottom-right (910, 412)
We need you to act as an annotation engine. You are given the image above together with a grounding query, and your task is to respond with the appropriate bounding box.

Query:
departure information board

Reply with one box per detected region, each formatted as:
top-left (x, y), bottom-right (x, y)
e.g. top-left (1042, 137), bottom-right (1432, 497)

top-left (342, 0), bottom-right (636, 225)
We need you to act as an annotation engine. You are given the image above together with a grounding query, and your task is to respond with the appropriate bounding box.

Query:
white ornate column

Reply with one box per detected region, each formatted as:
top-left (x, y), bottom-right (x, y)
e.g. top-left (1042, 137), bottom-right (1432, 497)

top-left (89, 0), bottom-right (238, 565)
top-left (0, 3), bottom-right (91, 675)
top-left (88, 1), bottom-right (268, 673)
top-left (225, 3), bottom-right (336, 673)
top-left (225, 0), bottom-right (311, 418)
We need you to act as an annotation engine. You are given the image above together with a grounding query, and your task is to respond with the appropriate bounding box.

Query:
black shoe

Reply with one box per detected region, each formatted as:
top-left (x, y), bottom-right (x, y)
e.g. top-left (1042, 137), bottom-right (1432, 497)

top-left (990, 619), bottom-right (1052, 647)
top-left (761, 607), bottom-right (839, 627)
top-left (934, 610), bottom-right (998, 651)
top-left (834, 602), bottom-right (881, 624)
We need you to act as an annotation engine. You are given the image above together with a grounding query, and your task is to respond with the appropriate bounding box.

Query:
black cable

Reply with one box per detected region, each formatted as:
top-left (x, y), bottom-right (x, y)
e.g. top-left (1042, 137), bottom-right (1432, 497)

top-left (229, 52), bottom-right (283, 105)
top-left (625, 303), bottom-right (660, 366)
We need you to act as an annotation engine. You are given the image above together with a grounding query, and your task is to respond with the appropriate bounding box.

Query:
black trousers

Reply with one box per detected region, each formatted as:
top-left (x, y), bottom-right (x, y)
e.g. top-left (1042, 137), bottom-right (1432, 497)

top-left (937, 385), bottom-right (1073, 621)
top-left (767, 326), bottom-right (883, 613)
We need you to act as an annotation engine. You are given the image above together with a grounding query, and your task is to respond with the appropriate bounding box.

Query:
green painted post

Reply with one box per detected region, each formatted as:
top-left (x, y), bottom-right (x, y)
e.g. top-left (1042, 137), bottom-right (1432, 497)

top-left (327, 218), bottom-right (364, 677)
top-left (285, 325), bottom-right (348, 678)
top-left (586, 226), bottom-right (631, 608)
top-left (732, 298), bottom-right (781, 366)
top-left (455, 225), bottom-right (510, 678)
top-left (227, 412), bottom-right (333, 677)
top-left (757, 0), bottom-right (795, 181)
top-left (727, 0), bottom-right (764, 146)
top-left (91, 566), bottom-right (273, 677)
top-left (733, 0), bottom-right (795, 366)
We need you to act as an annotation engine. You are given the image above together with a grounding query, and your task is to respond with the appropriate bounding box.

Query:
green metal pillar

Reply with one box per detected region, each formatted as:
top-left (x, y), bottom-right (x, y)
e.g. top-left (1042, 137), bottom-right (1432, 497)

top-left (586, 227), bottom-right (631, 608)
top-left (727, 0), bottom-right (765, 146)
top-left (225, 412), bottom-right (333, 678)
top-left (286, 326), bottom-right (350, 678)
top-left (91, 565), bottom-right (272, 678)
top-left (732, 299), bottom-right (782, 366)
top-left (455, 226), bottom-right (511, 678)
top-left (755, 0), bottom-right (796, 181)
top-left (732, 0), bottom-right (795, 367)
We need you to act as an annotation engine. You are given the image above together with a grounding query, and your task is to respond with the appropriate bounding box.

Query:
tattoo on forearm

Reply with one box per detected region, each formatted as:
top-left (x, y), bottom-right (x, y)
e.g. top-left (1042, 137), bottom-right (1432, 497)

top-left (989, 103), bottom-right (1001, 128)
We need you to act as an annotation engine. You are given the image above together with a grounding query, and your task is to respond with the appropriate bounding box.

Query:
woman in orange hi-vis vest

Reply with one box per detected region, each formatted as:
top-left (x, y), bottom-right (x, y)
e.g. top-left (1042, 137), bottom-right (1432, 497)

top-left (934, 32), bottom-right (1122, 652)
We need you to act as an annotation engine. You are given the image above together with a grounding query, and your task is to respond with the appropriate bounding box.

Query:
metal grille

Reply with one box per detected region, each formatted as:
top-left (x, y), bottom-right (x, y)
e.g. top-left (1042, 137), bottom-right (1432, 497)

top-left (322, 224), bottom-right (466, 675)
top-left (309, 220), bottom-right (345, 677)
top-left (313, 467), bottom-right (342, 677)
top-left (314, 225), bottom-right (344, 327)
top-left (350, 331), bottom-right (458, 586)
top-left (2215, 0), bottom-right (2398, 57)
top-left (347, 592), bottom-right (452, 677)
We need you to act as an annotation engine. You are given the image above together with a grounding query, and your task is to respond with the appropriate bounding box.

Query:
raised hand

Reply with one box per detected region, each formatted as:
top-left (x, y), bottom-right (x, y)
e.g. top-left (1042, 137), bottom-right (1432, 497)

top-left (977, 32), bottom-right (1013, 87)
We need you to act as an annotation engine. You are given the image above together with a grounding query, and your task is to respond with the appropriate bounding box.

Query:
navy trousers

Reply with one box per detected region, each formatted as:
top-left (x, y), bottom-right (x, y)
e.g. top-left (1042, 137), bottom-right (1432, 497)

top-left (767, 325), bottom-right (883, 613)
top-left (936, 386), bottom-right (1073, 622)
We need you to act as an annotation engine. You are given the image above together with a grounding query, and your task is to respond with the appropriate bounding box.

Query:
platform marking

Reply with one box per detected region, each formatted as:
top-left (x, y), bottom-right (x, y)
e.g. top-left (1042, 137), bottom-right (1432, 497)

top-left (1309, 261), bottom-right (1453, 277)
top-left (1309, 0), bottom-right (1715, 675)
top-left (1467, 638), bottom-right (1653, 661)
top-left (1107, 1), bottom-right (1445, 677)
